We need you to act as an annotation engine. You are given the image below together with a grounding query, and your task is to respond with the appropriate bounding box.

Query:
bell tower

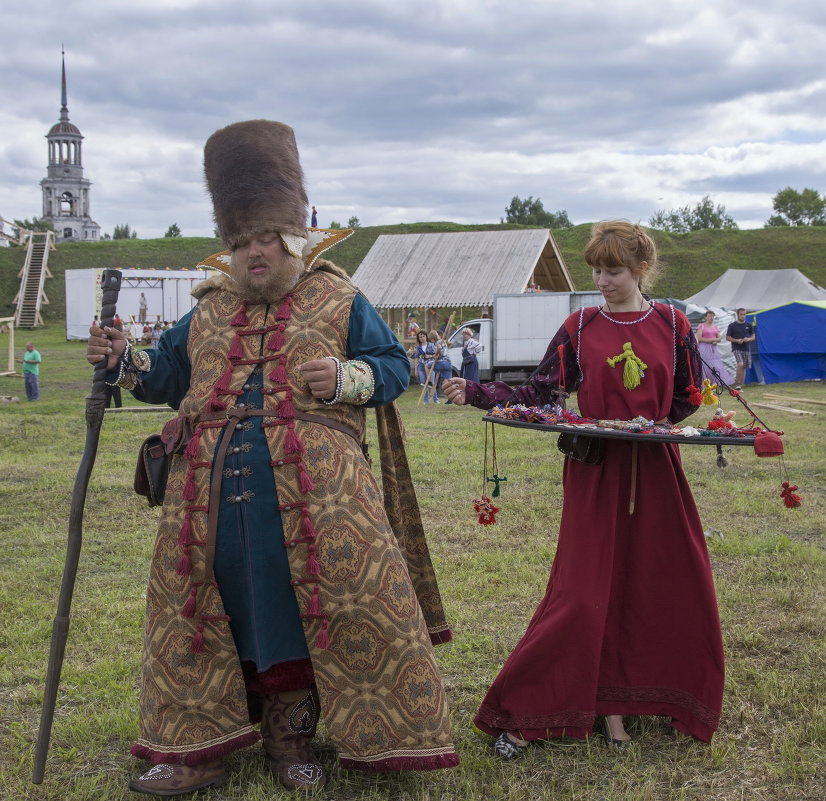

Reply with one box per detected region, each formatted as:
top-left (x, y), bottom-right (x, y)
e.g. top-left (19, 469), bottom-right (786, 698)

top-left (40, 50), bottom-right (101, 243)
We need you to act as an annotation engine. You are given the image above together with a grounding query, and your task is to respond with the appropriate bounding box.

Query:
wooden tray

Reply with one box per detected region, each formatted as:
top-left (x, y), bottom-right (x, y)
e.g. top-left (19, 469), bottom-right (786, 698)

top-left (482, 416), bottom-right (757, 446)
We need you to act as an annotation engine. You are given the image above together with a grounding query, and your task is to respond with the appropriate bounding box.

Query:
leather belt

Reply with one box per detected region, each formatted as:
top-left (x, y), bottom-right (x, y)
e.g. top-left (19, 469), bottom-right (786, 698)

top-left (194, 407), bottom-right (366, 580)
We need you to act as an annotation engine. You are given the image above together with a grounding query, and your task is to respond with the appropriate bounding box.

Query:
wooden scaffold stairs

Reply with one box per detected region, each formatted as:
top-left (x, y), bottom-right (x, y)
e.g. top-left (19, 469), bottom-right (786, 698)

top-left (13, 230), bottom-right (55, 329)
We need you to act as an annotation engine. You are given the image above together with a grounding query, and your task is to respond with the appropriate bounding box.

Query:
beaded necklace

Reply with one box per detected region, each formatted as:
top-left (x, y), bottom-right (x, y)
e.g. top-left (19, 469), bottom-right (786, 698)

top-left (598, 300), bottom-right (655, 325)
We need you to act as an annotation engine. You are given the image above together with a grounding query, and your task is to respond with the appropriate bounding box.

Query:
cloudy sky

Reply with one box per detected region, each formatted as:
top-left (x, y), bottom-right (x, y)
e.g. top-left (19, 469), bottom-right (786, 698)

top-left (2, 0), bottom-right (825, 239)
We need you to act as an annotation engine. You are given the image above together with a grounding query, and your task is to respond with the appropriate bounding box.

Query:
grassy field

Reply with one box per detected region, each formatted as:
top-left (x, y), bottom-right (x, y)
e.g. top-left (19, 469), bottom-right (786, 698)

top-left (2, 223), bottom-right (826, 325)
top-left (0, 325), bottom-right (824, 801)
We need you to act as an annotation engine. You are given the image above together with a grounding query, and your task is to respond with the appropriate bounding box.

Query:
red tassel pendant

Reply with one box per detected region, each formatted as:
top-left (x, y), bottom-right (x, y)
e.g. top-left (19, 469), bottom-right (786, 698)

top-left (227, 333), bottom-right (243, 361)
top-left (306, 544), bottom-right (320, 576)
top-left (191, 622), bottom-right (205, 653)
top-left (780, 481), bottom-right (802, 508)
top-left (231, 304), bottom-right (249, 327)
top-left (298, 464), bottom-right (315, 493)
top-left (307, 585), bottom-right (321, 615)
top-left (315, 619), bottom-right (329, 650)
top-left (182, 586), bottom-right (198, 618)
top-left (473, 495), bottom-right (499, 526)
top-left (687, 384), bottom-right (703, 406)
top-left (214, 365), bottom-right (234, 393)
top-left (275, 296), bottom-right (292, 321)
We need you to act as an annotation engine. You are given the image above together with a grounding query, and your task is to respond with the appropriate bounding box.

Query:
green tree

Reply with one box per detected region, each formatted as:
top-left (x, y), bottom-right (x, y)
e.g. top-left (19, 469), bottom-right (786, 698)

top-left (113, 224), bottom-right (138, 239)
top-left (765, 187), bottom-right (826, 227)
top-left (649, 195), bottom-right (738, 234)
top-left (502, 196), bottom-right (572, 229)
top-left (347, 216), bottom-right (361, 229)
top-left (11, 217), bottom-right (55, 243)
top-left (164, 223), bottom-right (182, 238)
top-left (329, 221), bottom-right (342, 230)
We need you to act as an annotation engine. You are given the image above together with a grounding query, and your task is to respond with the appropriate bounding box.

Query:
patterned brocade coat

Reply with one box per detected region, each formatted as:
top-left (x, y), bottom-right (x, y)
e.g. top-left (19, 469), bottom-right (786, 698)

top-left (131, 263), bottom-right (458, 771)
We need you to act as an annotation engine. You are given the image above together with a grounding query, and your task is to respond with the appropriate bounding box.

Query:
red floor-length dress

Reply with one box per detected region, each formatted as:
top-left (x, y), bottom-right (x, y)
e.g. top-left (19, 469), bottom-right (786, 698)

top-left (468, 304), bottom-right (725, 742)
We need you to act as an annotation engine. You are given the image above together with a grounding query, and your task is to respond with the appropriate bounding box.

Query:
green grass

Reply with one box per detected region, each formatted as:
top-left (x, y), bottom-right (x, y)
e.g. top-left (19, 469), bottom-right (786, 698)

top-left (2, 223), bottom-right (826, 325)
top-left (0, 326), bottom-right (824, 800)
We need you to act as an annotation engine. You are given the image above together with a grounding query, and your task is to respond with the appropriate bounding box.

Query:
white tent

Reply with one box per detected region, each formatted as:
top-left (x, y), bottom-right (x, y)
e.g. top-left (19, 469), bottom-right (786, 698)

top-left (685, 268), bottom-right (826, 310)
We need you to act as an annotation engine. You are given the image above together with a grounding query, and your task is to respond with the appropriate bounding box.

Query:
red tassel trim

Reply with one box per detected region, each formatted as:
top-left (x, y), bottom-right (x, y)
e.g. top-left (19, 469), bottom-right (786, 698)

top-left (177, 549), bottom-right (192, 576)
top-left (178, 516), bottom-right (192, 547)
top-left (227, 333), bottom-right (243, 361)
top-left (191, 622), bottom-right (205, 653)
top-left (275, 296), bottom-right (292, 321)
top-left (315, 619), bottom-right (329, 650)
top-left (301, 509), bottom-right (316, 538)
top-left (182, 585), bottom-right (199, 618)
top-left (307, 585), bottom-right (321, 616)
top-left (780, 481), bottom-right (802, 508)
top-left (284, 425), bottom-right (304, 454)
top-left (298, 464), bottom-right (315, 493)
top-left (207, 394), bottom-right (227, 413)
top-left (306, 544), bottom-right (320, 576)
top-left (231, 304), bottom-right (249, 327)
top-left (267, 325), bottom-right (285, 351)
top-left (339, 752), bottom-right (460, 772)
top-left (184, 428), bottom-right (203, 460)
top-left (278, 394), bottom-right (295, 419)
top-left (268, 355), bottom-right (288, 384)
top-left (182, 472), bottom-right (197, 501)
top-left (215, 365), bottom-right (234, 393)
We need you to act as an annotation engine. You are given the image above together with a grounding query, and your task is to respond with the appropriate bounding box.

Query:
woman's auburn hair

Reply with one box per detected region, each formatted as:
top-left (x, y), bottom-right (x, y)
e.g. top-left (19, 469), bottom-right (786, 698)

top-left (584, 220), bottom-right (660, 291)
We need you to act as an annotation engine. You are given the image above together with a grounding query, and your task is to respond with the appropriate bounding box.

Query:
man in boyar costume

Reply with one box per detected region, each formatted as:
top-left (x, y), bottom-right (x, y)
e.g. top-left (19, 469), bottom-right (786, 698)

top-left (87, 120), bottom-right (458, 795)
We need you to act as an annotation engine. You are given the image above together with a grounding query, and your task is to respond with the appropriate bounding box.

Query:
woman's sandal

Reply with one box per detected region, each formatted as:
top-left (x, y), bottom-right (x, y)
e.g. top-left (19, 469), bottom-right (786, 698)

top-left (494, 731), bottom-right (528, 760)
top-left (602, 717), bottom-right (632, 750)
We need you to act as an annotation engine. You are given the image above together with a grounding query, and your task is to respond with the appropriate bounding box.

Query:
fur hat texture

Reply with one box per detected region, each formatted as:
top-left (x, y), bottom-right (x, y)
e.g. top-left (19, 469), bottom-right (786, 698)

top-left (204, 120), bottom-right (308, 248)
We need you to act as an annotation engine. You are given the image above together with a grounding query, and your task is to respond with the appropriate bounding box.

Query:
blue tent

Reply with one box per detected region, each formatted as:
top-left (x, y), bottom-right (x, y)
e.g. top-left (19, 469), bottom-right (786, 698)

top-left (746, 301), bottom-right (826, 384)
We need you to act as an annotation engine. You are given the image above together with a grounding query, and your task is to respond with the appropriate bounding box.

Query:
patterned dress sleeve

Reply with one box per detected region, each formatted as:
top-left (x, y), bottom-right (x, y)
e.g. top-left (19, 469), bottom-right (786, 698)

top-left (464, 323), bottom-right (579, 410)
top-left (669, 311), bottom-right (703, 424)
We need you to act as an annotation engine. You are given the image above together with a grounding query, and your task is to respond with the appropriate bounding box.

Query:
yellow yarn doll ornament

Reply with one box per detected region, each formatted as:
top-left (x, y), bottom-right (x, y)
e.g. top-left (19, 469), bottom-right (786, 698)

top-left (701, 378), bottom-right (719, 405)
top-left (606, 342), bottom-right (647, 390)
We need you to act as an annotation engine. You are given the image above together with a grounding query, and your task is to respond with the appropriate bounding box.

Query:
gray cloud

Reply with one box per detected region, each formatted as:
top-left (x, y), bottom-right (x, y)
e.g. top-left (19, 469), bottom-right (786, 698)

top-left (1, 0), bottom-right (825, 238)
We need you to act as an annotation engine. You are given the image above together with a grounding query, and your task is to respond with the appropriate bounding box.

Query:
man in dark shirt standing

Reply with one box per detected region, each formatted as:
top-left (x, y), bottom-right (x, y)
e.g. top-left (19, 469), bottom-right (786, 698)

top-left (726, 307), bottom-right (755, 389)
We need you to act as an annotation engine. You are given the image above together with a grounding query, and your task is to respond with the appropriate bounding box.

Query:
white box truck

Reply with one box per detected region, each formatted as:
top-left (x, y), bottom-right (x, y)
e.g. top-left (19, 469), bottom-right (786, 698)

top-left (447, 291), bottom-right (602, 382)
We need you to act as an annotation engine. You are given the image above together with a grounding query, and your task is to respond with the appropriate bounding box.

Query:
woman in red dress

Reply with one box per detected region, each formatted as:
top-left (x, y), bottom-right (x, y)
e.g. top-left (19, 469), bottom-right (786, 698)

top-left (443, 221), bottom-right (724, 756)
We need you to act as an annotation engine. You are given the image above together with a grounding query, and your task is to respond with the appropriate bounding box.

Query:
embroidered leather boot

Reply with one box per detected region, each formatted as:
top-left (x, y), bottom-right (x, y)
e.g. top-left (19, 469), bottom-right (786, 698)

top-left (128, 759), bottom-right (226, 796)
top-left (261, 686), bottom-right (326, 791)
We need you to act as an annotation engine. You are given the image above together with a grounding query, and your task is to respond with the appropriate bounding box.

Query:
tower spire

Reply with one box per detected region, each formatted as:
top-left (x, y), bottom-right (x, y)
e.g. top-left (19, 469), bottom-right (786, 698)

top-left (60, 46), bottom-right (68, 121)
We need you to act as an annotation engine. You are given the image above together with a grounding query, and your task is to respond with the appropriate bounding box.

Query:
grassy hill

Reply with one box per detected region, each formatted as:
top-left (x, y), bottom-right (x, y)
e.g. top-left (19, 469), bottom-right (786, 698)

top-left (2, 223), bottom-right (825, 324)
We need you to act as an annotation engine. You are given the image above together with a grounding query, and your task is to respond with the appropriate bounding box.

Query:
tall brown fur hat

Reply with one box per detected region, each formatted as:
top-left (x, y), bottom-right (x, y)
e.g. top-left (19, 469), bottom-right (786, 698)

top-left (204, 120), bottom-right (308, 249)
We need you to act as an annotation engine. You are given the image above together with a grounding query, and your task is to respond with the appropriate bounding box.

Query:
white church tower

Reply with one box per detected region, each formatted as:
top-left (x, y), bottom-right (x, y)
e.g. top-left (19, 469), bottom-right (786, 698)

top-left (40, 51), bottom-right (101, 242)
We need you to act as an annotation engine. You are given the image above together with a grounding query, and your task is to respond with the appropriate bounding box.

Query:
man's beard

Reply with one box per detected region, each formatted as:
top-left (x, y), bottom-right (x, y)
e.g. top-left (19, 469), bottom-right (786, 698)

top-left (230, 253), bottom-right (305, 304)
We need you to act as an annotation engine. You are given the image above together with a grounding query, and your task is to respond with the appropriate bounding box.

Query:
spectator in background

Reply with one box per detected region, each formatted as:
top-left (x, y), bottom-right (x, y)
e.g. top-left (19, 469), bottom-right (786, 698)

top-left (139, 292), bottom-right (149, 323)
top-left (112, 314), bottom-right (124, 332)
top-left (414, 329), bottom-right (437, 401)
top-left (310, 205), bottom-right (318, 227)
top-left (696, 310), bottom-right (733, 386)
top-left (17, 342), bottom-right (42, 401)
top-left (725, 308), bottom-right (755, 390)
top-left (431, 330), bottom-right (452, 402)
top-left (459, 327), bottom-right (481, 383)
top-left (150, 322), bottom-right (162, 348)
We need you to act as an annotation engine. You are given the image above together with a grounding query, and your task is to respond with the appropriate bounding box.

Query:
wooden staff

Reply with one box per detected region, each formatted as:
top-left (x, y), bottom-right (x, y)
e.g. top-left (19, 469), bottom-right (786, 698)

top-left (33, 269), bottom-right (122, 784)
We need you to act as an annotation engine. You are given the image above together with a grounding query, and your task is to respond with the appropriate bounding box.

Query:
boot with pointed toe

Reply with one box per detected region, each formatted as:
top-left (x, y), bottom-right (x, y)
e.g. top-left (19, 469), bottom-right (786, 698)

top-left (128, 760), bottom-right (226, 796)
top-left (261, 687), bottom-right (326, 791)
